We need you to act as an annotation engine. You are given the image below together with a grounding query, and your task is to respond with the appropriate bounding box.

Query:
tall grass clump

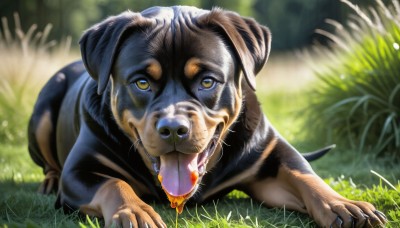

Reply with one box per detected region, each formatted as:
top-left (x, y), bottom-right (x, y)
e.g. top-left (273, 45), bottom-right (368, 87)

top-left (305, 0), bottom-right (400, 159)
top-left (0, 13), bottom-right (76, 144)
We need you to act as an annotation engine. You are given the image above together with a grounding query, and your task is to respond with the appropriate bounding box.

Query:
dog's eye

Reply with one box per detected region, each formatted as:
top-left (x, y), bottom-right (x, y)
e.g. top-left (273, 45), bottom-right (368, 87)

top-left (200, 78), bottom-right (216, 90)
top-left (135, 79), bottom-right (151, 91)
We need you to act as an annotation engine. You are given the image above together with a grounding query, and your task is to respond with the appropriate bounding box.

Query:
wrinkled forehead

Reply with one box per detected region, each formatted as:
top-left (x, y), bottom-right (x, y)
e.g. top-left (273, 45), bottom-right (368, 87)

top-left (139, 6), bottom-right (227, 59)
top-left (140, 6), bottom-right (209, 21)
top-left (115, 8), bottom-right (234, 77)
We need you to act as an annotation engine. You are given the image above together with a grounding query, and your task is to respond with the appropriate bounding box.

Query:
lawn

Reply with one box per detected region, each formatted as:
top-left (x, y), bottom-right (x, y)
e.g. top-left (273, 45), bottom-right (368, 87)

top-left (0, 51), bottom-right (399, 227)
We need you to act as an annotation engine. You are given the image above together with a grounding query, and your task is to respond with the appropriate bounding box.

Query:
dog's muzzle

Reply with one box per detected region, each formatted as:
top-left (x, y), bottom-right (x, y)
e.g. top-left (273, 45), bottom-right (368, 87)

top-left (156, 116), bottom-right (190, 144)
top-left (148, 115), bottom-right (221, 213)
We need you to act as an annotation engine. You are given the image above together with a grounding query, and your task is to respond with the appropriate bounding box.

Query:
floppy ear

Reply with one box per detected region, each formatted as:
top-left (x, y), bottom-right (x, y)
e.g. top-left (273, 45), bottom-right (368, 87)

top-left (79, 11), bottom-right (152, 95)
top-left (199, 8), bottom-right (271, 91)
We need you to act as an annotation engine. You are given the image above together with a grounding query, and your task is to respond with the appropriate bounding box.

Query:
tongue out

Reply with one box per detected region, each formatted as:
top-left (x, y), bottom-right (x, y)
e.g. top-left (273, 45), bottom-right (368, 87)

top-left (158, 152), bottom-right (199, 213)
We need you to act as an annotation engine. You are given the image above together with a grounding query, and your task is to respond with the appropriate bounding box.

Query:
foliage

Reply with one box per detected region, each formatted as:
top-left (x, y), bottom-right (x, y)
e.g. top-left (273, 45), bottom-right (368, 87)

top-left (254, 0), bottom-right (339, 50)
top-left (305, 0), bottom-right (400, 158)
top-left (0, 13), bottom-right (75, 144)
top-left (1, 0), bottom-right (390, 50)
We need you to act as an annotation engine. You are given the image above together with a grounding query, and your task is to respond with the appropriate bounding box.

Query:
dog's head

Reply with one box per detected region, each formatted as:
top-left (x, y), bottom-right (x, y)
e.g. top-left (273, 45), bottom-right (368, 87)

top-left (80, 6), bottom-right (270, 212)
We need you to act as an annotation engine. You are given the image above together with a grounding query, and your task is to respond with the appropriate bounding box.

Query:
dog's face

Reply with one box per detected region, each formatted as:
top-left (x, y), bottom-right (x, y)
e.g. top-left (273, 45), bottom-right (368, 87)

top-left (79, 6), bottom-right (270, 212)
top-left (112, 28), bottom-right (241, 210)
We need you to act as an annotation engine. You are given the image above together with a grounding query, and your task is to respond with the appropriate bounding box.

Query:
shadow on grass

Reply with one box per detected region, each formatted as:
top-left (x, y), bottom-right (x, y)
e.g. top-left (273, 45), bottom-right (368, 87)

top-left (1, 181), bottom-right (67, 227)
top-left (309, 148), bottom-right (400, 185)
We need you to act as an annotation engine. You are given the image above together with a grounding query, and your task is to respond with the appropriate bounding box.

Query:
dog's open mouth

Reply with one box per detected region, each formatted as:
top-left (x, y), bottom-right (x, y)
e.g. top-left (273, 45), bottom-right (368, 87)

top-left (149, 125), bottom-right (221, 213)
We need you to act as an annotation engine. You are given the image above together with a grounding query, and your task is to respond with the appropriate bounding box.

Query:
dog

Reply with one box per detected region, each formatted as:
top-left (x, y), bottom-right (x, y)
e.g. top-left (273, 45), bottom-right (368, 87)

top-left (28, 6), bottom-right (387, 227)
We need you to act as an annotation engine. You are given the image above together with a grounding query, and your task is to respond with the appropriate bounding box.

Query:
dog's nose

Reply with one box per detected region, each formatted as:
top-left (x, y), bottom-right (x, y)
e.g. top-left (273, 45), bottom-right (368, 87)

top-left (156, 117), bottom-right (190, 143)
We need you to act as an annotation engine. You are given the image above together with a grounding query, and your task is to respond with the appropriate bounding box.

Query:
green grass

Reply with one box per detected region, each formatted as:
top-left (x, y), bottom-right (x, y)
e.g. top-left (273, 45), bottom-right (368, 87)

top-left (304, 0), bottom-right (400, 157)
top-left (1, 144), bottom-right (399, 227)
top-left (0, 144), bottom-right (316, 227)
top-left (1, 89), bottom-right (400, 227)
top-left (0, 13), bottom-right (75, 145)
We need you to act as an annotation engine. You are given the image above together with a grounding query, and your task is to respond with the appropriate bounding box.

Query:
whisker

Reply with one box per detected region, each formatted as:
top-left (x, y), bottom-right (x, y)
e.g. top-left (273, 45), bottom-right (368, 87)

top-left (216, 144), bottom-right (224, 163)
top-left (139, 142), bottom-right (159, 172)
top-left (128, 143), bottom-right (135, 157)
top-left (133, 139), bottom-right (141, 151)
top-left (219, 138), bottom-right (230, 147)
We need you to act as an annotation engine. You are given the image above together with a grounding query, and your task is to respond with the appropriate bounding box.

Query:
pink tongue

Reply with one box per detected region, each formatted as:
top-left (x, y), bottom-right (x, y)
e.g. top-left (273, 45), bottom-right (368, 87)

top-left (159, 152), bottom-right (199, 197)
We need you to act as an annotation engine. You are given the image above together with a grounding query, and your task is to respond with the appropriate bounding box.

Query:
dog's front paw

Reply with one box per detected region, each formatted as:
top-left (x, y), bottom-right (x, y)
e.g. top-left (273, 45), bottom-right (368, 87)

top-left (110, 204), bottom-right (166, 228)
top-left (321, 199), bottom-right (387, 228)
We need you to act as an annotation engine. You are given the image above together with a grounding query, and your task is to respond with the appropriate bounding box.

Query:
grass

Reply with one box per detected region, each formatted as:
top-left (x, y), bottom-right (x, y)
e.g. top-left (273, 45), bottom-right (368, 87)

top-left (1, 6), bottom-right (400, 228)
top-left (1, 101), bottom-right (400, 228)
top-left (1, 138), bottom-right (399, 227)
top-left (0, 144), bottom-right (315, 228)
top-left (304, 0), bottom-right (400, 157)
top-left (0, 13), bottom-right (76, 145)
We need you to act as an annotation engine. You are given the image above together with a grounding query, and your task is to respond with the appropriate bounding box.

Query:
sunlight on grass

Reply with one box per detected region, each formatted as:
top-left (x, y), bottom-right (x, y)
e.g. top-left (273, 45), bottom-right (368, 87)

top-left (0, 13), bottom-right (77, 144)
top-left (304, 0), bottom-right (400, 157)
top-left (328, 176), bottom-right (400, 217)
top-left (0, 144), bottom-right (42, 183)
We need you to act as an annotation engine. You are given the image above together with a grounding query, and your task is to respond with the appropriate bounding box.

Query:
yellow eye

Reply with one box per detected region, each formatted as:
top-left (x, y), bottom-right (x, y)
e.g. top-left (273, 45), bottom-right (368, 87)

top-left (201, 78), bottom-right (215, 90)
top-left (135, 79), bottom-right (150, 91)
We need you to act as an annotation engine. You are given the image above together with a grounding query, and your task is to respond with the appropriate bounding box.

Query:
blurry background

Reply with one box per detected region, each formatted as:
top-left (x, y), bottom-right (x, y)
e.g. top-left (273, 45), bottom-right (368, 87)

top-left (1, 0), bottom-right (399, 227)
top-left (0, 0), bottom-right (391, 50)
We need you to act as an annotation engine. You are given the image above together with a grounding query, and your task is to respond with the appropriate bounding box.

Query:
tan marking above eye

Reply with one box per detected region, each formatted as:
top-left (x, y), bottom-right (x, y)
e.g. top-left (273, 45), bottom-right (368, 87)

top-left (184, 58), bottom-right (202, 79)
top-left (146, 59), bottom-right (162, 80)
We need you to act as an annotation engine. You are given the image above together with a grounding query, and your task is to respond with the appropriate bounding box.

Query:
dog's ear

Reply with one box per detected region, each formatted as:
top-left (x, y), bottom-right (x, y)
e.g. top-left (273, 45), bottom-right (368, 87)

top-left (199, 8), bottom-right (271, 91)
top-left (79, 11), bottom-right (152, 95)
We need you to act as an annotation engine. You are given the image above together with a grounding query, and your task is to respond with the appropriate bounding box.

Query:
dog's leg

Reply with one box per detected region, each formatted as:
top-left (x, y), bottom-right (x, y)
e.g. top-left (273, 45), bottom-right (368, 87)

top-left (55, 125), bottom-right (166, 228)
top-left (32, 110), bottom-right (61, 194)
top-left (245, 139), bottom-right (387, 227)
top-left (79, 178), bottom-right (166, 228)
top-left (28, 73), bottom-right (66, 194)
top-left (28, 62), bottom-right (85, 194)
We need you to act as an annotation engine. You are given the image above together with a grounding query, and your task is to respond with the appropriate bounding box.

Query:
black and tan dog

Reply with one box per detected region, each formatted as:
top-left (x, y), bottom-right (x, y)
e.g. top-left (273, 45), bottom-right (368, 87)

top-left (28, 6), bottom-right (387, 227)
